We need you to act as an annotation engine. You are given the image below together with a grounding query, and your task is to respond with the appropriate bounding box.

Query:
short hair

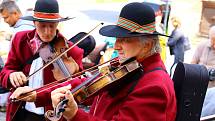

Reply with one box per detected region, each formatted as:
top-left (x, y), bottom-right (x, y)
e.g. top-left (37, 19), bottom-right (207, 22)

top-left (0, 1), bottom-right (21, 14)
top-left (139, 35), bottom-right (161, 54)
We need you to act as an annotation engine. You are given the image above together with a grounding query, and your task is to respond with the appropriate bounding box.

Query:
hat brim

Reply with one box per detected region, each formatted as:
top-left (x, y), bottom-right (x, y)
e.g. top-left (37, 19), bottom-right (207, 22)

top-left (69, 32), bottom-right (96, 58)
top-left (99, 25), bottom-right (170, 38)
top-left (20, 16), bottom-right (73, 22)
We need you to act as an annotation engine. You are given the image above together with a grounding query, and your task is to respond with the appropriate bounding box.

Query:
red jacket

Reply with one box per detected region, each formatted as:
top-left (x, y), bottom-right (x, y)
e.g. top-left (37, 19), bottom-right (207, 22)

top-left (0, 29), bottom-right (84, 121)
top-left (71, 53), bottom-right (176, 121)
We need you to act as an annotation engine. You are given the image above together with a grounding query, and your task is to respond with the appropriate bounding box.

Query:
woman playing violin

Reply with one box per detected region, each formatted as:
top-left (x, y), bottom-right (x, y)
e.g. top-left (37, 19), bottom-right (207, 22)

top-left (0, 0), bottom-right (84, 121)
top-left (51, 2), bottom-right (177, 121)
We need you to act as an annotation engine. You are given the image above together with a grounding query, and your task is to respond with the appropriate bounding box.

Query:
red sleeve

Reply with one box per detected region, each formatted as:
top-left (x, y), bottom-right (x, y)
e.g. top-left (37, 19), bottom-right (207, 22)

top-left (35, 40), bottom-right (84, 107)
top-left (0, 33), bottom-right (24, 88)
top-left (71, 86), bottom-right (169, 121)
top-left (0, 31), bottom-right (33, 89)
top-left (35, 77), bottom-right (85, 107)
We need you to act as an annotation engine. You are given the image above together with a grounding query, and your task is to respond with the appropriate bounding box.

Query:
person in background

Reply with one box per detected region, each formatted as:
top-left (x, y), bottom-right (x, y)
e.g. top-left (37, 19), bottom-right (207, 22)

top-left (50, 2), bottom-right (176, 121)
top-left (167, 17), bottom-right (187, 75)
top-left (0, 0), bottom-right (34, 34)
top-left (0, 29), bottom-right (10, 112)
top-left (193, 26), bottom-right (215, 118)
top-left (191, 26), bottom-right (215, 69)
top-left (0, 30), bottom-right (10, 63)
top-left (191, 25), bottom-right (215, 87)
top-left (167, 17), bottom-right (186, 64)
top-left (201, 87), bottom-right (215, 117)
top-left (0, 0), bottom-right (83, 121)
top-left (194, 25), bottom-right (215, 117)
top-left (0, 0), bottom-right (35, 113)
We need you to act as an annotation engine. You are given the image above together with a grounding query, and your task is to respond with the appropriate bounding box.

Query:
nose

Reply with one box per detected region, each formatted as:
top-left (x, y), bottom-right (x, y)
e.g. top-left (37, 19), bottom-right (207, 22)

top-left (44, 26), bottom-right (52, 35)
top-left (114, 39), bottom-right (121, 50)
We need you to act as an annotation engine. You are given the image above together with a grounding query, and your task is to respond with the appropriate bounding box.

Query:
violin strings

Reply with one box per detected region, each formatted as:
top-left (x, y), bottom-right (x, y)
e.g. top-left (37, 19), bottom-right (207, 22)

top-left (11, 57), bottom-right (119, 102)
top-left (26, 23), bottom-right (104, 81)
top-left (10, 22), bottom-right (104, 92)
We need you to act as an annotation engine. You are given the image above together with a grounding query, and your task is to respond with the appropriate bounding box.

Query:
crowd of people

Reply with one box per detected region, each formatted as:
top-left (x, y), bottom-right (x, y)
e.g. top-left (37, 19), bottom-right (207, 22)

top-left (0, 0), bottom-right (214, 121)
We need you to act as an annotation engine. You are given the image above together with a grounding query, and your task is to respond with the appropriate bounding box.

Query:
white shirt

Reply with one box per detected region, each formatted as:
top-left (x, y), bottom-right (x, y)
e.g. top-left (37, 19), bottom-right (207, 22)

top-left (25, 57), bottom-right (44, 115)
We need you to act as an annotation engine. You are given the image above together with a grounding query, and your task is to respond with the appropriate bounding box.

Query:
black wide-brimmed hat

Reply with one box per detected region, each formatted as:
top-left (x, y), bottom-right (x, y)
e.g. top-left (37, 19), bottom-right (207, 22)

top-left (99, 2), bottom-right (168, 37)
top-left (21, 0), bottom-right (71, 22)
top-left (69, 32), bottom-right (96, 58)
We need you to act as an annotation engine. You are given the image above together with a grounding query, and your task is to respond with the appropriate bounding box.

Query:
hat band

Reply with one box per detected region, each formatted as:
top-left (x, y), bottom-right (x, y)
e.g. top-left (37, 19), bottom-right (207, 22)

top-left (33, 12), bottom-right (62, 20)
top-left (117, 17), bottom-right (156, 34)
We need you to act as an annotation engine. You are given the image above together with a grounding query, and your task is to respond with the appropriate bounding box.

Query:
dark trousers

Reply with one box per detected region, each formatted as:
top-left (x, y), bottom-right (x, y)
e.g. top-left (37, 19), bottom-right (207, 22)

top-left (13, 108), bottom-right (45, 121)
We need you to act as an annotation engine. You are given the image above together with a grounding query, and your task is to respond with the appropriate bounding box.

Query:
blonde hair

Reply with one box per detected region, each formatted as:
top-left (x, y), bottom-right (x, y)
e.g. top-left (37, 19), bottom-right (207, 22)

top-left (171, 17), bottom-right (181, 28)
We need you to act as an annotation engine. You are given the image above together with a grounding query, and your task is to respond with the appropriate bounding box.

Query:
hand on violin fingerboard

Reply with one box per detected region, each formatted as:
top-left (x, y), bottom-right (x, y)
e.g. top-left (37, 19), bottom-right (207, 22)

top-left (51, 85), bottom-right (78, 120)
top-left (9, 71), bottom-right (27, 88)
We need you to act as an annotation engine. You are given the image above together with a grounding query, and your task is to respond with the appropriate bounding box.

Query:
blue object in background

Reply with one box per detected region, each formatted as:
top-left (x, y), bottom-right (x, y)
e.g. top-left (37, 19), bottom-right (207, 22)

top-left (104, 37), bottom-right (118, 59)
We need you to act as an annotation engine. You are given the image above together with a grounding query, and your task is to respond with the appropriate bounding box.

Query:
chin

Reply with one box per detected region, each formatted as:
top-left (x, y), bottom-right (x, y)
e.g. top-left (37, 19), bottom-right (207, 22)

top-left (119, 55), bottom-right (125, 60)
top-left (42, 38), bottom-right (52, 42)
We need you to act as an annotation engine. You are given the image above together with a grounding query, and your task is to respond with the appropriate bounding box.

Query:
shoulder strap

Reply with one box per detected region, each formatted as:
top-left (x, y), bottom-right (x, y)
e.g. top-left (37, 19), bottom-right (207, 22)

top-left (146, 67), bottom-right (167, 74)
top-left (108, 67), bottom-right (167, 97)
top-left (127, 67), bottom-right (167, 95)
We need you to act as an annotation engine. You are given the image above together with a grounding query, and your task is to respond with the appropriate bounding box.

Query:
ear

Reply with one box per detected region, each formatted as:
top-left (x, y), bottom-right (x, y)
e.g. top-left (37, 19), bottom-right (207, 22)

top-left (142, 40), bottom-right (153, 53)
top-left (13, 11), bottom-right (20, 18)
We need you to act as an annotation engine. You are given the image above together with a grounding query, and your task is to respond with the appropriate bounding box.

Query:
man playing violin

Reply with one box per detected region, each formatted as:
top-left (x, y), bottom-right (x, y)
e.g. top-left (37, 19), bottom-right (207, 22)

top-left (50, 2), bottom-right (177, 121)
top-left (0, 0), bottom-right (84, 121)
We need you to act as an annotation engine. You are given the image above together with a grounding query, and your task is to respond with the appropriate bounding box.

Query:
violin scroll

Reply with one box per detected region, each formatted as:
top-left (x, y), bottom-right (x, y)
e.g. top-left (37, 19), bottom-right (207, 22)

top-left (45, 99), bottom-right (69, 121)
top-left (45, 59), bottom-right (140, 121)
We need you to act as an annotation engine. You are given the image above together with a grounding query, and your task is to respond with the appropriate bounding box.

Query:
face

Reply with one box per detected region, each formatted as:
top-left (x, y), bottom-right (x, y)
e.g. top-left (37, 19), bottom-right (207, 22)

top-left (1, 9), bottom-right (19, 27)
top-left (114, 37), bottom-right (146, 61)
top-left (34, 21), bottom-right (59, 42)
top-left (171, 17), bottom-right (180, 28)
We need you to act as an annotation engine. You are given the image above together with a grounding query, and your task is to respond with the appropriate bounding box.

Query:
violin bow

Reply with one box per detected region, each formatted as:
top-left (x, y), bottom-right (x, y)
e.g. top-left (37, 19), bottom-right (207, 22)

top-left (10, 56), bottom-right (119, 102)
top-left (26, 22), bottom-right (104, 81)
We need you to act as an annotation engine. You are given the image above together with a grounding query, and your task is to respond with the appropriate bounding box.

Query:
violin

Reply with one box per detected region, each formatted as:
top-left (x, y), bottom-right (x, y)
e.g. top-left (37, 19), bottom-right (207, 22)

top-left (10, 57), bottom-right (119, 103)
top-left (9, 22), bottom-right (104, 102)
top-left (45, 58), bottom-right (141, 121)
top-left (39, 36), bottom-right (79, 81)
top-left (25, 22), bottom-right (103, 82)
